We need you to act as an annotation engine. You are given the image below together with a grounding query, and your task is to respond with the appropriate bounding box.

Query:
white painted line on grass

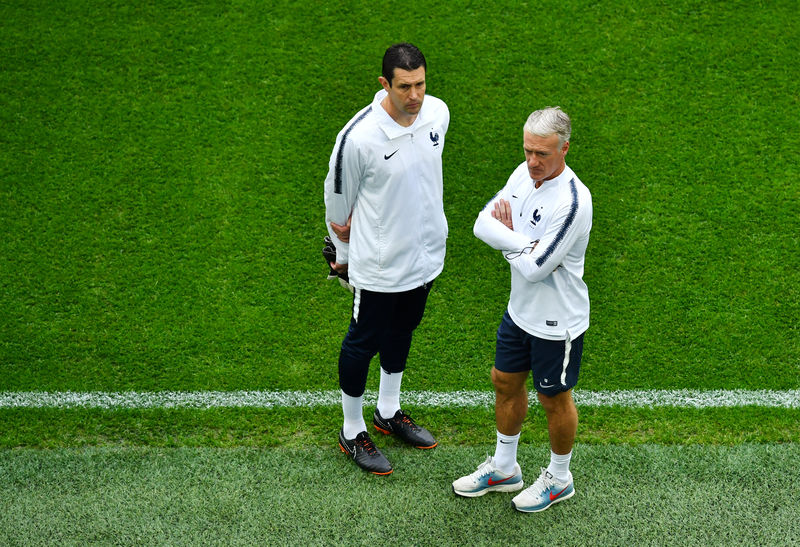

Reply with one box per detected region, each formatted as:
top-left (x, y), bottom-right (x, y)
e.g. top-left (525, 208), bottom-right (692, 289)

top-left (1, 389), bottom-right (798, 409)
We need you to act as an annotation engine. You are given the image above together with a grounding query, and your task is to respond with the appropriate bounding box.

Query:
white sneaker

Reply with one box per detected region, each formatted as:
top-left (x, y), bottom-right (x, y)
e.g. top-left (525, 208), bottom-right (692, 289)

top-left (452, 456), bottom-right (523, 498)
top-left (511, 468), bottom-right (574, 512)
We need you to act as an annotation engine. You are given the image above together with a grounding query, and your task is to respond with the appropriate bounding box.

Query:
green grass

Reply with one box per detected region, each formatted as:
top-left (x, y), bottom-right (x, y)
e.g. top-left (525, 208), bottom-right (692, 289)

top-left (2, 445), bottom-right (799, 545)
top-left (2, 406), bottom-right (800, 448)
top-left (2, 0), bottom-right (798, 397)
top-left (1, 0), bottom-right (799, 543)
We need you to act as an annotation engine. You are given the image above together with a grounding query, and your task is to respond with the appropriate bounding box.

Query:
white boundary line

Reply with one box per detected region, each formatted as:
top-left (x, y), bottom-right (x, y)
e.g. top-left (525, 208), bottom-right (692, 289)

top-left (1, 390), bottom-right (798, 409)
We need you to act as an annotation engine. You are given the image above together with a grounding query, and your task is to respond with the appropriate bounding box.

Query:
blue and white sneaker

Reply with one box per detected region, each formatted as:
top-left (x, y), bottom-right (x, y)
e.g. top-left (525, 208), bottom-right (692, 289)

top-left (452, 456), bottom-right (523, 498)
top-left (511, 468), bottom-right (574, 512)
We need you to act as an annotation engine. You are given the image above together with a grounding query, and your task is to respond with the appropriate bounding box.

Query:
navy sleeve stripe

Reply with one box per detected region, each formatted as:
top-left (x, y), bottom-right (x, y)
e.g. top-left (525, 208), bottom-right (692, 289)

top-left (334, 106), bottom-right (372, 194)
top-left (536, 178), bottom-right (579, 267)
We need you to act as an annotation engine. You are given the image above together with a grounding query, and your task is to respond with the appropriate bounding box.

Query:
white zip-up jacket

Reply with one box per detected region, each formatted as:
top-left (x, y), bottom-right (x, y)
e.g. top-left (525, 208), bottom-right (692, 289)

top-left (324, 89), bottom-right (449, 292)
top-left (474, 163), bottom-right (592, 340)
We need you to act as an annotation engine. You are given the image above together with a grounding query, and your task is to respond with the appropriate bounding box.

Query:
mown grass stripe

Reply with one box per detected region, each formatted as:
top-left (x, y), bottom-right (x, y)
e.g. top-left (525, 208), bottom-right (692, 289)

top-left (1, 390), bottom-right (798, 409)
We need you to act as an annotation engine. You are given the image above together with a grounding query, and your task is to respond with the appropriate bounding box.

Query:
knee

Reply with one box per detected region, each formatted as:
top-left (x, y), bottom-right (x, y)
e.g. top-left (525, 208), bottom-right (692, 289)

top-left (537, 390), bottom-right (575, 415)
top-left (340, 333), bottom-right (379, 363)
top-left (490, 367), bottom-right (505, 391)
top-left (491, 367), bottom-right (526, 397)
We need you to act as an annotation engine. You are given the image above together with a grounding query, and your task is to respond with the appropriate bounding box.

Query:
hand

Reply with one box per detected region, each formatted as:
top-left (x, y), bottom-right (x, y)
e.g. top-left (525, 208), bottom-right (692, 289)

top-left (491, 199), bottom-right (514, 230)
top-left (330, 215), bottom-right (352, 243)
top-left (330, 262), bottom-right (349, 275)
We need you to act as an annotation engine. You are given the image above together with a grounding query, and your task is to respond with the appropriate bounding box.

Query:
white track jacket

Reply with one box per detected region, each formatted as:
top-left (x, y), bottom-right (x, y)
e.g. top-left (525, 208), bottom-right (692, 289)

top-left (324, 89), bottom-right (449, 292)
top-left (474, 163), bottom-right (592, 340)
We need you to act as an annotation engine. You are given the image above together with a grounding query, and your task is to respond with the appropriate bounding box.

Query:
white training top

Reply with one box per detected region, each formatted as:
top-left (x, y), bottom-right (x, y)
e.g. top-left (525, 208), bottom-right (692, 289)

top-left (474, 163), bottom-right (592, 340)
top-left (324, 89), bottom-right (450, 292)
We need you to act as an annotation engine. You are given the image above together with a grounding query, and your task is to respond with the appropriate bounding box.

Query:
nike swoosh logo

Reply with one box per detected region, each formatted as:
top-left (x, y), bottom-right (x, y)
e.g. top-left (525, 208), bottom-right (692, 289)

top-left (549, 486), bottom-right (570, 501)
top-left (487, 476), bottom-right (515, 486)
top-left (384, 150), bottom-right (399, 160)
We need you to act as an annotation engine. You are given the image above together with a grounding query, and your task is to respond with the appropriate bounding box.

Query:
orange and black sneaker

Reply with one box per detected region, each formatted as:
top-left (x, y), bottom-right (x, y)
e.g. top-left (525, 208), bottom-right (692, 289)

top-left (338, 429), bottom-right (393, 475)
top-left (373, 409), bottom-right (438, 449)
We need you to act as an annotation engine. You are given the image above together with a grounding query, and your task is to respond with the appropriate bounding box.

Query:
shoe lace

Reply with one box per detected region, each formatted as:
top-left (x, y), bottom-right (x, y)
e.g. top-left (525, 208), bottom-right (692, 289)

top-left (398, 412), bottom-right (419, 431)
top-left (356, 436), bottom-right (378, 456)
top-left (468, 456), bottom-right (496, 481)
top-left (531, 468), bottom-right (557, 494)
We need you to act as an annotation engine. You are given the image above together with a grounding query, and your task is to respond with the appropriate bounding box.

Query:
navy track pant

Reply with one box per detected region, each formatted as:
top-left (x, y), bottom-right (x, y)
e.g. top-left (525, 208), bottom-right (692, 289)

top-left (338, 282), bottom-right (433, 397)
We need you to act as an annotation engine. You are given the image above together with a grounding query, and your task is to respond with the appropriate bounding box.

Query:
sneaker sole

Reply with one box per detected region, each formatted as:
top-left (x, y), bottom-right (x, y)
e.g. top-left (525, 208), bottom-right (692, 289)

top-left (512, 488), bottom-right (575, 513)
top-left (373, 424), bottom-right (438, 449)
top-left (338, 443), bottom-right (393, 475)
top-left (452, 481), bottom-right (524, 498)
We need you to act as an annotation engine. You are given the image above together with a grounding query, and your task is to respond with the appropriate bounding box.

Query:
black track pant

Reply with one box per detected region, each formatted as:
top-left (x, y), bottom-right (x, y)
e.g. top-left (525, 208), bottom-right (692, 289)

top-left (338, 282), bottom-right (433, 397)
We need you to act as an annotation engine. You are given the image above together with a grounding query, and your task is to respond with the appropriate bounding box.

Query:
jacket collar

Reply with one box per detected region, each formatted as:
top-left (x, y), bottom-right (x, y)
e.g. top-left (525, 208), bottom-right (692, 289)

top-left (373, 89), bottom-right (428, 139)
top-left (532, 164), bottom-right (575, 190)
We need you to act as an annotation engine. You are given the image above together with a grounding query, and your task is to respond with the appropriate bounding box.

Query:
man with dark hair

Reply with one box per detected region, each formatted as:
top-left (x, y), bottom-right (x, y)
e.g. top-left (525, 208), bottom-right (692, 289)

top-left (323, 43), bottom-right (449, 475)
top-left (381, 42), bottom-right (427, 83)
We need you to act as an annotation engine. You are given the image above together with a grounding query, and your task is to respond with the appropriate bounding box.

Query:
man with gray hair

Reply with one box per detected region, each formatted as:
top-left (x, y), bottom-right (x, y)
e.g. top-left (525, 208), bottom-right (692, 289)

top-left (452, 107), bottom-right (592, 513)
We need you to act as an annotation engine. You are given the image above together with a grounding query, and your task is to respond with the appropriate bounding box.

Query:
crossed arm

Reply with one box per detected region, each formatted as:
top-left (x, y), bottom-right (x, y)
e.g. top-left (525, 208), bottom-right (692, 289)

top-left (475, 196), bottom-right (577, 283)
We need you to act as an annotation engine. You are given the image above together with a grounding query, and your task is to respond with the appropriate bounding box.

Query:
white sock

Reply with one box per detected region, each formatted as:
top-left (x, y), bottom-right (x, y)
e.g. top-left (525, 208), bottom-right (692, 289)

top-left (376, 369), bottom-right (403, 419)
top-left (341, 391), bottom-right (366, 439)
top-left (493, 431), bottom-right (520, 475)
top-left (546, 450), bottom-right (572, 482)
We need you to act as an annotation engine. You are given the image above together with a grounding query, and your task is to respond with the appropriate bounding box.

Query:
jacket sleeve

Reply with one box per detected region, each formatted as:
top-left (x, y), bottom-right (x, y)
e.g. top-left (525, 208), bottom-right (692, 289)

top-left (473, 185), bottom-right (534, 252)
top-left (323, 132), bottom-right (362, 264)
top-left (504, 198), bottom-right (591, 283)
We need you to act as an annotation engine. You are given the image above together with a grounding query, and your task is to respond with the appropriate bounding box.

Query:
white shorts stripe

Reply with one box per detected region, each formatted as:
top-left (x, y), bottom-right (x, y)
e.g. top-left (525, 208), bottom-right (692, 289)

top-left (560, 333), bottom-right (572, 386)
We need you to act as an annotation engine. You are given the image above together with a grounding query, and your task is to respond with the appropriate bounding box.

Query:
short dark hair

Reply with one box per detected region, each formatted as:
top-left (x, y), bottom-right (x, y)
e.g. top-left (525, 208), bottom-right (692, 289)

top-left (382, 43), bottom-right (426, 86)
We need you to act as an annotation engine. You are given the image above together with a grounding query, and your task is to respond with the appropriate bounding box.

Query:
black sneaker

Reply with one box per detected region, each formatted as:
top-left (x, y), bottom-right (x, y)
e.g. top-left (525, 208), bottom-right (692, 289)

top-left (373, 409), bottom-right (438, 449)
top-left (338, 429), bottom-right (393, 475)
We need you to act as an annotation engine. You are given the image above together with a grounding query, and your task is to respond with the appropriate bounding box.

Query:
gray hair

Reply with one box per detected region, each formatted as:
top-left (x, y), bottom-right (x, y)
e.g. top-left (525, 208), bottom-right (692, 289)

top-left (523, 107), bottom-right (571, 147)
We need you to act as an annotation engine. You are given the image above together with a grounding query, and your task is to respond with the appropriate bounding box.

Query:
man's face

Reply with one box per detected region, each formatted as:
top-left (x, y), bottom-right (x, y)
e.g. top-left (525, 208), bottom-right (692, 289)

top-left (381, 67), bottom-right (426, 117)
top-left (523, 132), bottom-right (569, 182)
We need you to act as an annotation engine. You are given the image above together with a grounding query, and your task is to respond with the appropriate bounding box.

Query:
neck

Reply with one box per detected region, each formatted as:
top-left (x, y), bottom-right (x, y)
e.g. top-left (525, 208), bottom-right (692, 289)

top-left (381, 96), bottom-right (417, 127)
top-left (534, 163), bottom-right (566, 188)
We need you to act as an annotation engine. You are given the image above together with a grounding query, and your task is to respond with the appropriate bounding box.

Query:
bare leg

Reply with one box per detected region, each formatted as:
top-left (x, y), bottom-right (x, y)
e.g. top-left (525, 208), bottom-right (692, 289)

top-left (537, 389), bottom-right (577, 454)
top-left (492, 367), bottom-right (530, 435)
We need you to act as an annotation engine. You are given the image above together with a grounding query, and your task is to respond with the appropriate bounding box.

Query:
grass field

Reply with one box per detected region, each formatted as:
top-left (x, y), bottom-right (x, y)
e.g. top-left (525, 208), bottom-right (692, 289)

top-left (3, 445), bottom-right (800, 545)
top-left (1, 0), bottom-right (799, 544)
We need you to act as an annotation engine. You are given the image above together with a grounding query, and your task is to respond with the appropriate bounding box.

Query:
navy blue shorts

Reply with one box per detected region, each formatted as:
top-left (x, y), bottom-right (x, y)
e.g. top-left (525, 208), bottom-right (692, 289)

top-left (494, 311), bottom-right (584, 395)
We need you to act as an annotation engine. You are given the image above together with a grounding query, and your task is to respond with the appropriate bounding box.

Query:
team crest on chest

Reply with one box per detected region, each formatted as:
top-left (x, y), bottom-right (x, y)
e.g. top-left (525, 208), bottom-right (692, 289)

top-left (430, 131), bottom-right (440, 146)
top-left (530, 208), bottom-right (542, 227)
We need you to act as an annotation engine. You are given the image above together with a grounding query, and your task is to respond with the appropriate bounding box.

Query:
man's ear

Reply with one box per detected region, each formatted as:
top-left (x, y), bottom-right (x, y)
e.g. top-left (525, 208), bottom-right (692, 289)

top-left (378, 76), bottom-right (391, 92)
